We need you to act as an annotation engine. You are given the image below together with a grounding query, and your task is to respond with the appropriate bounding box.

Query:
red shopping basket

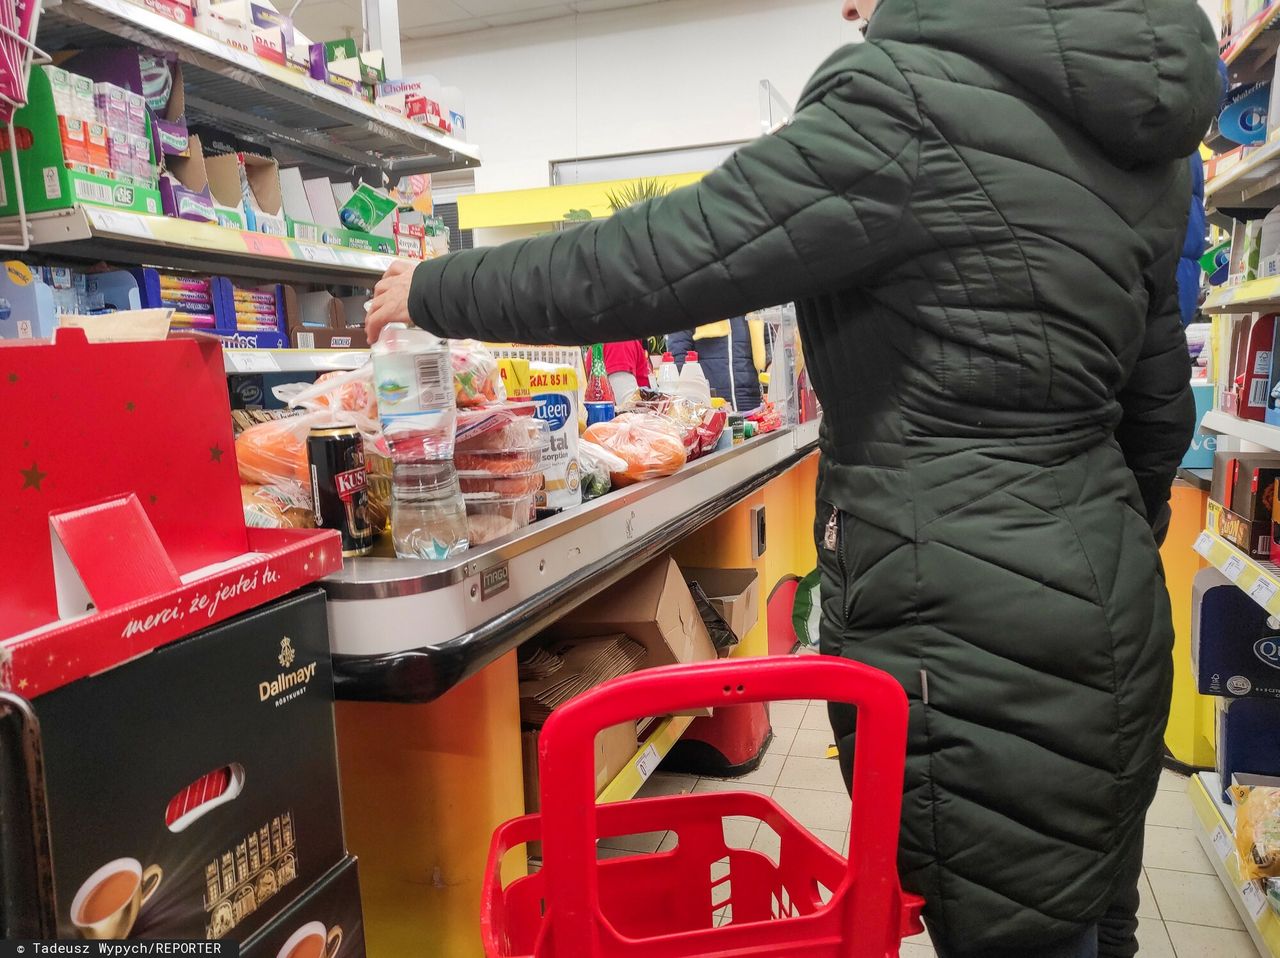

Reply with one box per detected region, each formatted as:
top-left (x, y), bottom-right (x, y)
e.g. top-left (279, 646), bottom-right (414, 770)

top-left (481, 656), bottom-right (925, 957)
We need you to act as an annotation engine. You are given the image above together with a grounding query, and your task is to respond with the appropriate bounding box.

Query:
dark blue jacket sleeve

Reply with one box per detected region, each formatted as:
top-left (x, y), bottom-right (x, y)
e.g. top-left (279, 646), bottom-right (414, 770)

top-left (666, 329), bottom-right (695, 368)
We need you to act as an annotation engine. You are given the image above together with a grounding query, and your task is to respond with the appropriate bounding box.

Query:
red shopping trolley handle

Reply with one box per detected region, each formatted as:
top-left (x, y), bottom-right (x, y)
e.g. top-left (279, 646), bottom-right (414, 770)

top-left (537, 655), bottom-right (910, 956)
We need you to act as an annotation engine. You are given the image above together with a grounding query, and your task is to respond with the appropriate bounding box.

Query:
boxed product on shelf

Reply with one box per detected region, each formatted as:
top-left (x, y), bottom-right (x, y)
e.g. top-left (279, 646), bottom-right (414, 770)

top-left (128, 0), bottom-right (196, 28)
top-left (1217, 697), bottom-right (1280, 801)
top-left (132, 267), bottom-right (223, 330)
top-left (33, 588), bottom-right (348, 941)
top-left (0, 68), bottom-right (162, 217)
top-left (375, 78), bottom-right (451, 133)
top-left (224, 282), bottom-right (288, 347)
top-left (1192, 567), bottom-right (1280, 699)
top-left (238, 857), bottom-right (366, 958)
top-left (291, 290), bottom-right (369, 349)
top-left (0, 261), bottom-right (57, 339)
top-left (320, 225), bottom-right (395, 254)
top-left (203, 149), bottom-right (251, 229)
top-left (1224, 313), bottom-right (1276, 422)
top-left (239, 153), bottom-right (288, 235)
top-left (65, 47), bottom-right (189, 158)
top-left (160, 133), bottom-right (219, 222)
top-left (199, 0), bottom-right (293, 65)
top-left (547, 556), bottom-right (718, 714)
top-left (309, 40), bottom-right (362, 96)
top-left (1210, 450), bottom-right (1280, 558)
top-left (194, 0), bottom-right (254, 55)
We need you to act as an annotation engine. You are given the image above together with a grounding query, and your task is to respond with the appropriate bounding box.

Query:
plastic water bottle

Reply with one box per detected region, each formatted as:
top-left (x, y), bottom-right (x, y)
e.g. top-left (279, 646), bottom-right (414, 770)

top-left (677, 351), bottom-right (711, 406)
top-left (656, 351), bottom-right (680, 394)
top-left (389, 462), bottom-right (469, 560)
top-left (371, 323), bottom-right (470, 558)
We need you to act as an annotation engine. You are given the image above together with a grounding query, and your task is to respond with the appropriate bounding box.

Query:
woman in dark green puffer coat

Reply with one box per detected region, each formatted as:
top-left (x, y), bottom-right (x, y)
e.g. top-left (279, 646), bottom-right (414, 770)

top-left (367, 0), bottom-right (1220, 953)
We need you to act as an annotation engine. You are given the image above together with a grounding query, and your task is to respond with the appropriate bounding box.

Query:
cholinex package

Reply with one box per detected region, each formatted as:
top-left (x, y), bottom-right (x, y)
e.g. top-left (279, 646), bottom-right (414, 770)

top-left (1193, 567), bottom-right (1280, 699)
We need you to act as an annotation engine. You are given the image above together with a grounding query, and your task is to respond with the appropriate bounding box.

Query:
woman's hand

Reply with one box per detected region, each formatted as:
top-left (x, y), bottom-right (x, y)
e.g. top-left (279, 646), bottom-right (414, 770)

top-left (365, 260), bottom-right (417, 344)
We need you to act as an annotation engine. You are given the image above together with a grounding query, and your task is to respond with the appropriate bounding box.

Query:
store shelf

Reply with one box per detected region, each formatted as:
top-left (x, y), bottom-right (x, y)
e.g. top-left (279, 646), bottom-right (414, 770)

top-left (1204, 277), bottom-right (1280, 313)
top-left (1193, 522), bottom-right (1280, 618)
top-left (1224, 2), bottom-right (1280, 86)
top-left (1201, 410), bottom-right (1280, 452)
top-left (40, 0), bottom-right (480, 176)
top-left (324, 418), bottom-right (822, 703)
top-left (1178, 467), bottom-right (1212, 492)
top-left (224, 348), bottom-right (368, 374)
top-left (597, 715), bottom-right (694, 805)
top-left (1190, 772), bottom-right (1280, 957)
top-left (0, 206), bottom-right (409, 284)
top-left (1206, 139), bottom-right (1280, 211)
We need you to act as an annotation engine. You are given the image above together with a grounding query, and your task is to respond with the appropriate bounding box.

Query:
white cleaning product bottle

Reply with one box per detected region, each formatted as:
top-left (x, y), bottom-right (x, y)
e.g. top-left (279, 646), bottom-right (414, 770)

top-left (677, 351), bottom-right (711, 406)
top-left (656, 351), bottom-right (680, 394)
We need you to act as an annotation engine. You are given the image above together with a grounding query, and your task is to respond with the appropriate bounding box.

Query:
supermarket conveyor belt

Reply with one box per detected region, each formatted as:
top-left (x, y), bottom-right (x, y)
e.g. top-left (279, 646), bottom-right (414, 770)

top-left (323, 420), bottom-right (821, 704)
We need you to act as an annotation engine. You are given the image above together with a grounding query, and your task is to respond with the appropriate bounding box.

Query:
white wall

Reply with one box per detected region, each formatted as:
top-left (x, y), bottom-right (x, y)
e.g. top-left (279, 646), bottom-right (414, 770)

top-left (403, 0), bottom-right (862, 195)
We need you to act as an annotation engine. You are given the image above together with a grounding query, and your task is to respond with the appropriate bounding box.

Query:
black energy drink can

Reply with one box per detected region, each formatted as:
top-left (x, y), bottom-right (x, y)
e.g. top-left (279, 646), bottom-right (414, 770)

top-left (307, 424), bottom-right (373, 556)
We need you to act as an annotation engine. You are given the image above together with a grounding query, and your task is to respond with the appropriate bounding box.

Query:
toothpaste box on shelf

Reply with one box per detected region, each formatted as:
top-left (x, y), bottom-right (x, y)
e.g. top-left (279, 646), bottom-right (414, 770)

top-left (160, 133), bottom-right (219, 223)
top-left (309, 40), bottom-right (362, 96)
top-left (64, 47), bottom-right (189, 159)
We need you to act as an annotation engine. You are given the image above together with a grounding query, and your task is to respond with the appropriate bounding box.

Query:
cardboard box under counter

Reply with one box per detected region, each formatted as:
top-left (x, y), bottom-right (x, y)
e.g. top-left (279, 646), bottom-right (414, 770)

top-left (547, 557), bottom-right (718, 716)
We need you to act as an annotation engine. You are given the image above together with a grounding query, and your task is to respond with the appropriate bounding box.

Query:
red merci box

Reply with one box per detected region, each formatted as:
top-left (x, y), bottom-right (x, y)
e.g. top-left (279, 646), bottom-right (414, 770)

top-left (0, 328), bottom-right (341, 699)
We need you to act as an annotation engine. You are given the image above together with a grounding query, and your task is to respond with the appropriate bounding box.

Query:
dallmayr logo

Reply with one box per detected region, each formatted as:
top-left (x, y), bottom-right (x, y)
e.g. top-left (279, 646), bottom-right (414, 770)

top-left (261, 636), bottom-right (316, 704)
top-left (1254, 636), bottom-right (1280, 670)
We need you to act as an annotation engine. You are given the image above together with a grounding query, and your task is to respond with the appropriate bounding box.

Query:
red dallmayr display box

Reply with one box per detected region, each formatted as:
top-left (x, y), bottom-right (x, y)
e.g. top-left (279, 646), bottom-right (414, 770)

top-left (0, 328), bottom-right (341, 697)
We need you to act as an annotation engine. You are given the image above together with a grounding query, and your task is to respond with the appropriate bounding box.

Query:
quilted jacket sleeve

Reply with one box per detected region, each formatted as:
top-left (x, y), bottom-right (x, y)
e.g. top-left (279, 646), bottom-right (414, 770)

top-left (407, 43), bottom-right (920, 346)
top-left (1114, 285), bottom-right (1195, 539)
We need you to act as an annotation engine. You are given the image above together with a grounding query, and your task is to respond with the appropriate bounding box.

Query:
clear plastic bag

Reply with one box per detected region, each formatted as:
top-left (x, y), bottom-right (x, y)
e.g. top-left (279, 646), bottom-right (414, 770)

top-left (1233, 785), bottom-right (1280, 881)
top-left (236, 365), bottom-right (392, 531)
top-left (452, 339), bottom-right (507, 408)
top-left (579, 439), bottom-right (627, 500)
top-left (582, 413), bottom-right (688, 487)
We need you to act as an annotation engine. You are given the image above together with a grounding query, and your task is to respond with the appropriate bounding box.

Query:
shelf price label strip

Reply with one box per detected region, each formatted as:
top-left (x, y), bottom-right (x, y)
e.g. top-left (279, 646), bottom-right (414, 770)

top-left (77, 205), bottom-right (416, 277)
top-left (1194, 523), bottom-right (1280, 618)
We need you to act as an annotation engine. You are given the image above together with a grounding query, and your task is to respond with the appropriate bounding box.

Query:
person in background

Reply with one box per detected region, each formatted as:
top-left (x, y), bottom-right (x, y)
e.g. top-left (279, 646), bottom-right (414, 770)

top-left (366, 0), bottom-right (1221, 954)
top-left (667, 315), bottom-right (768, 411)
top-left (601, 340), bottom-right (652, 403)
top-left (1178, 153), bottom-right (1208, 328)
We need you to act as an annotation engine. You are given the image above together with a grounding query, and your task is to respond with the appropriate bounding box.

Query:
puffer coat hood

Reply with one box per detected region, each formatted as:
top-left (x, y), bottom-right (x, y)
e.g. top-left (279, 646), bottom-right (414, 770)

top-left (870, 0), bottom-right (1220, 168)
top-left (406, 0), bottom-right (1219, 950)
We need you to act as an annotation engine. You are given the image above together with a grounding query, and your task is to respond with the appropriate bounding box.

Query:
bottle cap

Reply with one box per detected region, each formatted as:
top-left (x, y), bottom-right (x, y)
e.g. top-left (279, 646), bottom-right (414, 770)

top-left (662, 352), bottom-right (674, 362)
top-left (686, 351), bottom-right (698, 361)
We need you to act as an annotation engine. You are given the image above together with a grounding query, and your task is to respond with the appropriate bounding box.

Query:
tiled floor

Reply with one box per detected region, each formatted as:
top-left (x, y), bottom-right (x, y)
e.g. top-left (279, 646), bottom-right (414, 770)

top-left (604, 700), bottom-right (1261, 958)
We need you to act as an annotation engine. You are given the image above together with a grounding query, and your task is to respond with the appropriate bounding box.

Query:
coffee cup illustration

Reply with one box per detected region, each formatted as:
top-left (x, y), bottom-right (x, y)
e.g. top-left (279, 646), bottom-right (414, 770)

top-left (71, 857), bottom-right (162, 940)
top-left (277, 921), bottom-right (343, 958)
